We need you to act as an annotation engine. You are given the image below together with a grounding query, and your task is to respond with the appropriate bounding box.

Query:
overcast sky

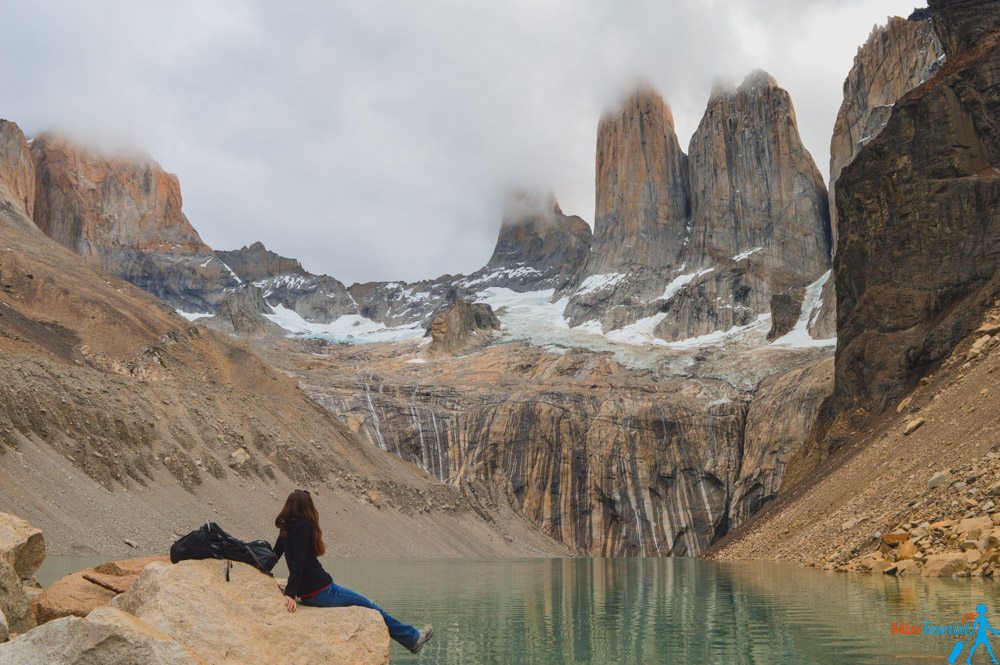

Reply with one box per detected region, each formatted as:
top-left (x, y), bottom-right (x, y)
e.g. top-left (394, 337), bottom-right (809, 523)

top-left (1, 0), bottom-right (921, 283)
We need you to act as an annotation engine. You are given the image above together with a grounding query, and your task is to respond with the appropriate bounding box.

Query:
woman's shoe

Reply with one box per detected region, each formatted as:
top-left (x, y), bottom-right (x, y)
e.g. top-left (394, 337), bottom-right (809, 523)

top-left (408, 625), bottom-right (434, 654)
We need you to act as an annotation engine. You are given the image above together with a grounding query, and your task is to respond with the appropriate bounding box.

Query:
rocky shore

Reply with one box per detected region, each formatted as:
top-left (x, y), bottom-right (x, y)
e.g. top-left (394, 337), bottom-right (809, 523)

top-left (0, 512), bottom-right (389, 664)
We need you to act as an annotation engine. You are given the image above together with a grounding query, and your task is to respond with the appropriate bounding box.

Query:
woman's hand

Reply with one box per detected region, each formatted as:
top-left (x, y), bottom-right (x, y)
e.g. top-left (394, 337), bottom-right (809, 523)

top-left (284, 596), bottom-right (297, 613)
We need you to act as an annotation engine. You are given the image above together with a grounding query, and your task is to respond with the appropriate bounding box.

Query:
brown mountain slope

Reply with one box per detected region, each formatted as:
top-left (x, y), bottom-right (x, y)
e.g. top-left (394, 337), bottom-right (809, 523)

top-left (710, 310), bottom-right (1000, 566)
top-left (0, 122), bottom-right (565, 558)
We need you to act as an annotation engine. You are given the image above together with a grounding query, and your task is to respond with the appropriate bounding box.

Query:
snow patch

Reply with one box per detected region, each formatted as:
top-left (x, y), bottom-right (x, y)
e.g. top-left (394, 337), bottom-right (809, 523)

top-left (656, 268), bottom-right (714, 303)
top-left (732, 246), bottom-right (763, 262)
top-left (770, 271), bottom-right (836, 348)
top-left (575, 273), bottom-right (625, 296)
top-left (264, 304), bottom-right (423, 344)
top-left (663, 313), bottom-right (771, 349)
top-left (176, 310), bottom-right (212, 321)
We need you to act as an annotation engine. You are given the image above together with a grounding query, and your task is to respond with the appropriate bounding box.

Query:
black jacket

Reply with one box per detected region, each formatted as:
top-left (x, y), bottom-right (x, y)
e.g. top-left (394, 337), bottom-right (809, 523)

top-left (272, 518), bottom-right (332, 598)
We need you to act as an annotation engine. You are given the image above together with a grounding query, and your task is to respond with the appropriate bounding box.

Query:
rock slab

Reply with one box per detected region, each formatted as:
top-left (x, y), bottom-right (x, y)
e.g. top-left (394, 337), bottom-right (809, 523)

top-left (111, 560), bottom-right (389, 665)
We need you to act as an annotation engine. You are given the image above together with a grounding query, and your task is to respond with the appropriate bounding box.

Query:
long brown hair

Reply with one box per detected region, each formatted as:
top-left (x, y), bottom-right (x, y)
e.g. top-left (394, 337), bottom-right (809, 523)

top-left (275, 489), bottom-right (326, 556)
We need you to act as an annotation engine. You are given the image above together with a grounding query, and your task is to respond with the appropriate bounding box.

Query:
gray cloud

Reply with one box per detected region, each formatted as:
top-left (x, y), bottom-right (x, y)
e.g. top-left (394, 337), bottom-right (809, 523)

top-left (0, 0), bottom-right (919, 283)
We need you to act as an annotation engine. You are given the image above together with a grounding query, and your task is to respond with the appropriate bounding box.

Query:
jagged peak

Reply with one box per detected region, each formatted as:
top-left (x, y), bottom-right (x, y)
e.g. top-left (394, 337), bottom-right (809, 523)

top-left (501, 188), bottom-right (561, 226)
top-left (600, 83), bottom-right (676, 130)
top-left (738, 69), bottom-right (780, 93)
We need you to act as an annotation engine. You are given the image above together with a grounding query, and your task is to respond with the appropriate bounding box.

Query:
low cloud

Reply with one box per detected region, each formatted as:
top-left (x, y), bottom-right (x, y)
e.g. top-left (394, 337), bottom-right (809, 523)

top-left (1, 0), bottom-right (919, 283)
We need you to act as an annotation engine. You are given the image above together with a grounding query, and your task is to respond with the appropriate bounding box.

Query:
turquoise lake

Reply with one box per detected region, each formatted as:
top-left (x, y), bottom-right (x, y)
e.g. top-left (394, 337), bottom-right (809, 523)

top-left (37, 557), bottom-right (1000, 664)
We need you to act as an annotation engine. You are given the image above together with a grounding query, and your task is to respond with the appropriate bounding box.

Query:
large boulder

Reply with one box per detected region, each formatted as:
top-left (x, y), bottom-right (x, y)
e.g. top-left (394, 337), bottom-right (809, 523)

top-left (0, 606), bottom-right (203, 664)
top-left (111, 560), bottom-right (389, 664)
top-left (0, 560), bottom-right (33, 635)
top-left (32, 556), bottom-right (167, 625)
top-left (0, 512), bottom-right (45, 581)
top-left (425, 297), bottom-right (501, 356)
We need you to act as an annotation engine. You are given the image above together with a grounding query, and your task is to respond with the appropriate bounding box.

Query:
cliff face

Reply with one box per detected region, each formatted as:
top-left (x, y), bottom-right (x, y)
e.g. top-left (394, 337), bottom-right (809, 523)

top-left (0, 120), bottom-right (35, 222)
top-left (468, 190), bottom-right (591, 291)
top-left (832, 0), bottom-right (1000, 416)
top-left (687, 72), bottom-right (830, 276)
top-left (30, 133), bottom-right (239, 311)
top-left (589, 87), bottom-right (690, 277)
top-left (291, 339), bottom-right (832, 557)
top-left (811, 14), bottom-right (944, 340)
top-left (656, 72), bottom-right (830, 342)
top-left (559, 88), bottom-right (690, 327)
top-left (828, 16), bottom-right (943, 243)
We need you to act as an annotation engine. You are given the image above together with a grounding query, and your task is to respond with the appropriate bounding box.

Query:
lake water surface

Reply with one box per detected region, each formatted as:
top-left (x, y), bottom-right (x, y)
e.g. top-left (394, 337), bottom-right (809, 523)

top-left (37, 557), bottom-right (1000, 664)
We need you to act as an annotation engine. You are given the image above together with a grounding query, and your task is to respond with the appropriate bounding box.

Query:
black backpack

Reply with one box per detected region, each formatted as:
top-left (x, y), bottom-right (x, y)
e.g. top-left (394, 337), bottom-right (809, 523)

top-left (170, 522), bottom-right (278, 574)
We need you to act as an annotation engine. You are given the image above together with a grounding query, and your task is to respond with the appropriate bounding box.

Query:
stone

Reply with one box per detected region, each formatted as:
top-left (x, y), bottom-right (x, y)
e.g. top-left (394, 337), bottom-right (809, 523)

top-left (957, 517), bottom-right (992, 541)
top-left (0, 608), bottom-right (8, 643)
top-left (882, 530), bottom-right (910, 546)
top-left (229, 447), bottom-right (251, 468)
top-left (32, 556), bottom-right (167, 625)
top-left (425, 297), bottom-right (501, 356)
top-left (895, 559), bottom-right (918, 576)
top-left (903, 418), bottom-right (925, 435)
top-left (968, 335), bottom-right (995, 360)
top-left (111, 560), bottom-right (389, 664)
top-left (922, 552), bottom-right (969, 577)
top-left (0, 512), bottom-right (45, 580)
top-left (0, 560), bottom-right (33, 634)
top-left (0, 606), bottom-right (203, 664)
top-left (961, 540), bottom-right (982, 552)
top-left (208, 285), bottom-right (279, 337)
top-left (929, 471), bottom-right (952, 488)
top-left (896, 540), bottom-right (918, 560)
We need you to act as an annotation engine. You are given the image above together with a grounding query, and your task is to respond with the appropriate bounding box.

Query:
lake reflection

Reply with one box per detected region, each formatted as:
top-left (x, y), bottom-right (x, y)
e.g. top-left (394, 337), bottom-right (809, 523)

top-left (37, 556), bottom-right (1000, 664)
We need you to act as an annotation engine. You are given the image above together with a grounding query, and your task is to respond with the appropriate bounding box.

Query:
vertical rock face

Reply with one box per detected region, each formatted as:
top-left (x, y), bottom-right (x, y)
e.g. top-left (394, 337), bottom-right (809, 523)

top-left (832, 0), bottom-right (1000, 416)
top-left (30, 133), bottom-right (240, 311)
top-left (929, 0), bottom-right (1000, 56)
top-left (590, 87), bottom-right (690, 276)
top-left (466, 190), bottom-right (592, 291)
top-left (302, 341), bottom-right (834, 557)
top-left (812, 14), bottom-right (944, 340)
top-left (687, 72), bottom-right (830, 277)
top-left (560, 88), bottom-right (690, 327)
top-left (31, 134), bottom-right (209, 256)
top-left (0, 120), bottom-right (35, 222)
top-left (729, 357), bottom-right (833, 529)
top-left (828, 16), bottom-right (943, 242)
top-left (560, 74), bottom-right (830, 342)
top-left (655, 72), bottom-right (830, 342)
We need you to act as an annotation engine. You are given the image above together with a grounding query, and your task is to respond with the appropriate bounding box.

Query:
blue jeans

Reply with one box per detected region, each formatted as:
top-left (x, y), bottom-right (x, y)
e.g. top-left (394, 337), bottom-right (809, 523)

top-left (301, 583), bottom-right (419, 649)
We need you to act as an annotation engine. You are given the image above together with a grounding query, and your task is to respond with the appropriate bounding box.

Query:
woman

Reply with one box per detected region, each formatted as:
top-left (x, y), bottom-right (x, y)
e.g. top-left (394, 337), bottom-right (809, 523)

top-left (271, 489), bottom-right (434, 654)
